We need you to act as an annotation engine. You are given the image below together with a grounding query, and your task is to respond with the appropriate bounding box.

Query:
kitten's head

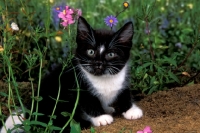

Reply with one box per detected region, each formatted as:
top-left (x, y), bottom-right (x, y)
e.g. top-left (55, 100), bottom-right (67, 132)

top-left (76, 16), bottom-right (133, 76)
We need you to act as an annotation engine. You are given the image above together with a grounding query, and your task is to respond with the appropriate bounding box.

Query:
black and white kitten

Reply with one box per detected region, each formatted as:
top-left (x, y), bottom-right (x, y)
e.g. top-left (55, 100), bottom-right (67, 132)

top-left (1, 16), bottom-right (143, 133)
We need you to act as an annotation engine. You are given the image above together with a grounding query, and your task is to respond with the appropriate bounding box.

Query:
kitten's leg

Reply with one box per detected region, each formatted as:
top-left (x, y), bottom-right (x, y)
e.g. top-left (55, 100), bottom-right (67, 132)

top-left (117, 89), bottom-right (143, 120)
top-left (80, 95), bottom-right (114, 126)
top-left (101, 102), bottom-right (115, 114)
top-left (0, 110), bottom-right (25, 133)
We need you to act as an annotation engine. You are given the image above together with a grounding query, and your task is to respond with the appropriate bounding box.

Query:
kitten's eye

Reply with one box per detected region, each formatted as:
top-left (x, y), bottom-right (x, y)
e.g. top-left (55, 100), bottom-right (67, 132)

top-left (87, 49), bottom-right (95, 56)
top-left (108, 53), bottom-right (115, 57)
top-left (106, 52), bottom-right (116, 59)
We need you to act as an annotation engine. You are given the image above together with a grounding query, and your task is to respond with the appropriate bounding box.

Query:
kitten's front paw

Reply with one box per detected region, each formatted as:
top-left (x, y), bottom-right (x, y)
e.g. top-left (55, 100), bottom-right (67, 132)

top-left (91, 114), bottom-right (113, 126)
top-left (122, 104), bottom-right (143, 120)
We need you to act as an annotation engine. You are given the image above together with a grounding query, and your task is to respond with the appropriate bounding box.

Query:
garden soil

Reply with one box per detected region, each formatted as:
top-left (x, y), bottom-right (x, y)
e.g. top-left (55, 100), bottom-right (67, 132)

top-left (1, 82), bottom-right (200, 133)
top-left (82, 84), bottom-right (200, 133)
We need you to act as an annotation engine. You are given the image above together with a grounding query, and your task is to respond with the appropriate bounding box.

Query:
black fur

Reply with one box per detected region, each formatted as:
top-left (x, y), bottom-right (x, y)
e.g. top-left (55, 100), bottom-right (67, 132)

top-left (35, 16), bottom-right (134, 132)
top-left (0, 17), bottom-right (136, 133)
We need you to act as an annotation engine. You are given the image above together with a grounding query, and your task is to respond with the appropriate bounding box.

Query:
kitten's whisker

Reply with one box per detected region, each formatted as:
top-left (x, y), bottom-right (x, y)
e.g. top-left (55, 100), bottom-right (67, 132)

top-left (109, 38), bottom-right (131, 49)
top-left (78, 32), bottom-right (96, 46)
top-left (108, 66), bottom-right (120, 71)
top-left (64, 64), bottom-right (80, 73)
top-left (112, 45), bottom-right (131, 48)
top-left (75, 56), bottom-right (91, 63)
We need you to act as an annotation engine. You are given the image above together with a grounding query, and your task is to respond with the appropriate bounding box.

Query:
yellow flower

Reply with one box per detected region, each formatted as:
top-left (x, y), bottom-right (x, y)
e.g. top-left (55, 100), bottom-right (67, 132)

top-left (161, 7), bottom-right (165, 11)
top-left (187, 3), bottom-right (193, 9)
top-left (0, 45), bottom-right (4, 52)
top-left (179, 10), bottom-right (184, 13)
top-left (123, 2), bottom-right (129, 8)
top-left (49, 0), bottom-right (54, 3)
top-left (55, 36), bottom-right (62, 42)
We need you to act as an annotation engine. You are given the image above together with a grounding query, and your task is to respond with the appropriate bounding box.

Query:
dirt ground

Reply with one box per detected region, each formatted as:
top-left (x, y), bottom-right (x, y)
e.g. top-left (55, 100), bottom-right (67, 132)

top-left (1, 82), bottom-right (200, 133)
top-left (82, 84), bottom-right (200, 133)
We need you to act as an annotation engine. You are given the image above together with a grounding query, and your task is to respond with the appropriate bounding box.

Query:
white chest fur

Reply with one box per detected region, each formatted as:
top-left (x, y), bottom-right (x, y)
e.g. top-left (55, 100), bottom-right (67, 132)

top-left (81, 64), bottom-right (128, 106)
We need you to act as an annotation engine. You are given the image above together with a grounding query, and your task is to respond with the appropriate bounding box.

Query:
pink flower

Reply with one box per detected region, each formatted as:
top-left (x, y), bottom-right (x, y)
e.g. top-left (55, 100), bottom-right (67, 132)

top-left (137, 126), bottom-right (152, 133)
top-left (58, 6), bottom-right (75, 27)
top-left (74, 9), bottom-right (82, 19)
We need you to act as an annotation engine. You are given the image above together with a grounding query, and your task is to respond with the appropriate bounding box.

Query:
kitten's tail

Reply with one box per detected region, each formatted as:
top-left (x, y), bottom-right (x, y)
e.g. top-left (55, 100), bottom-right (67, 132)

top-left (0, 109), bottom-right (25, 133)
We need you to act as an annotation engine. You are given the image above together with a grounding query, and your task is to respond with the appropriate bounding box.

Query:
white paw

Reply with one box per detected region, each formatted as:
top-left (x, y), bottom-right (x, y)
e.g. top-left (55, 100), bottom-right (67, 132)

top-left (122, 104), bottom-right (143, 120)
top-left (90, 114), bottom-right (113, 126)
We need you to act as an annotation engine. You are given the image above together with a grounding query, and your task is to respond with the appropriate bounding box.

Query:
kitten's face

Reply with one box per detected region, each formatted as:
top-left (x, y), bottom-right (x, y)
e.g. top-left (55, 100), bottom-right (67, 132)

top-left (76, 17), bottom-right (133, 76)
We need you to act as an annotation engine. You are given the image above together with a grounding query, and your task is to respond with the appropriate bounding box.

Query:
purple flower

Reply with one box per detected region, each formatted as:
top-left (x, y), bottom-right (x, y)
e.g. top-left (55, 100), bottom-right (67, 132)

top-left (104, 15), bottom-right (118, 28)
top-left (52, 4), bottom-right (66, 29)
top-left (175, 42), bottom-right (182, 48)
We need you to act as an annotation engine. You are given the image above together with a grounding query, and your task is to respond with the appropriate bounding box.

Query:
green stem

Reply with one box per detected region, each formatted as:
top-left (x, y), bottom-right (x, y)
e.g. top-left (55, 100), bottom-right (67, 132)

top-left (34, 55), bottom-right (43, 121)
top-left (0, 104), bottom-right (7, 132)
top-left (5, 55), bottom-right (23, 133)
top-left (60, 63), bottom-right (80, 133)
top-left (28, 69), bottom-right (35, 120)
top-left (44, 64), bottom-right (67, 132)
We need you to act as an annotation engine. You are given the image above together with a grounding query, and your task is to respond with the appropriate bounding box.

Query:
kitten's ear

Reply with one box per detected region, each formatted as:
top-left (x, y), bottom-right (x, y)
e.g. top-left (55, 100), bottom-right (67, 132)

top-left (113, 22), bottom-right (133, 46)
top-left (77, 16), bottom-right (92, 33)
top-left (76, 17), bottom-right (95, 44)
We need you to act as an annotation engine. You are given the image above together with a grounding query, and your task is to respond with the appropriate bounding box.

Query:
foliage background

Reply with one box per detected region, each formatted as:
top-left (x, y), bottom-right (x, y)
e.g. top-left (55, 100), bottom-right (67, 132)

top-left (0, 0), bottom-right (200, 93)
top-left (1, 0), bottom-right (199, 93)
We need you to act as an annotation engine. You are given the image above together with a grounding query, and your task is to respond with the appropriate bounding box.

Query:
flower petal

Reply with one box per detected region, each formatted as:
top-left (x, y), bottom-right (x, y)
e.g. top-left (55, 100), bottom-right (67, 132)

top-left (136, 131), bottom-right (144, 133)
top-left (143, 126), bottom-right (152, 133)
top-left (104, 15), bottom-right (118, 28)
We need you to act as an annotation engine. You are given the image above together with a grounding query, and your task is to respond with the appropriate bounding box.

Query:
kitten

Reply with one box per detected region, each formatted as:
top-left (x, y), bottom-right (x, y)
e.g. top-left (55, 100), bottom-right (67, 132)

top-left (0, 16), bottom-right (143, 133)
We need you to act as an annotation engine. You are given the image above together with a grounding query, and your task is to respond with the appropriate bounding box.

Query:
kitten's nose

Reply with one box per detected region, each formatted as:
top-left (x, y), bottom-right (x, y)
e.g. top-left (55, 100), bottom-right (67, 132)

top-left (95, 61), bottom-right (103, 69)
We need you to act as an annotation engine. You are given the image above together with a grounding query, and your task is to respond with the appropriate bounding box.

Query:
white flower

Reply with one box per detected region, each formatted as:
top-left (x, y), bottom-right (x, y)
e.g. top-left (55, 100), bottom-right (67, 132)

top-left (11, 22), bottom-right (19, 31)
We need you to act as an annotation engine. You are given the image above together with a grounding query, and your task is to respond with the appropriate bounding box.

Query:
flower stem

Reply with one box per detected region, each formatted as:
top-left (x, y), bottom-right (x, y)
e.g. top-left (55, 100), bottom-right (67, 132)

top-left (60, 63), bottom-right (80, 132)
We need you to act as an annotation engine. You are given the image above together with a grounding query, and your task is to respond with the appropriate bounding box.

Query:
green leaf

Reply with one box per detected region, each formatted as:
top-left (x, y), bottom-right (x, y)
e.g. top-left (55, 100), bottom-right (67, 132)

top-left (7, 129), bottom-right (12, 133)
top-left (49, 115), bottom-right (57, 119)
top-left (163, 56), bottom-right (177, 67)
top-left (150, 76), bottom-right (156, 85)
top-left (168, 71), bottom-right (180, 83)
top-left (70, 120), bottom-right (81, 133)
top-left (141, 62), bottom-right (152, 69)
top-left (32, 112), bottom-right (44, 116)
top-left (187, 81), bottom-right (194, 86)
top-left (49, 96), bottom-right (68, 102)
top-left (90, 127), bottom-right (96, 133)
top-left (0, 92), bottom-right (8, 97)
top-left (49, 125), bottom-right (62, 131)
top-left (22, 119), bottom-right (31, 125)
top-left (61, 112), bottom-right (71, 117)
top-left (34, 96), bottom-right (43, 102)
top-left (30, 120), bottom-right (48, 127)
top-left (148, 85), bottom-right (158, 95)
top-left (181, 28), bottom-right (193, 34)
top-left (24, 125), bottom-right (31, 131)
top-left (143, 73), bottom-right (148, 80)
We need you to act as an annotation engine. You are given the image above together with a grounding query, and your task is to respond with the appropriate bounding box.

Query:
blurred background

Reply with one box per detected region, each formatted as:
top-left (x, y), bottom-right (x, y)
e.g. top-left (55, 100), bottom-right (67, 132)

top-left (0, 0), bottom-right (200, 94)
